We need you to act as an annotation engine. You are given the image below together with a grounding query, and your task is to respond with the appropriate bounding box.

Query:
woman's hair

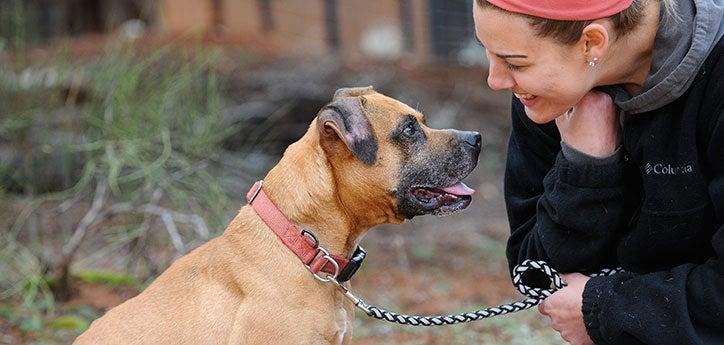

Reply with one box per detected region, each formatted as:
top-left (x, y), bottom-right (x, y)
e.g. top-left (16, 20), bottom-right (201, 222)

top-left (476, 0), bottom-right (678, 45)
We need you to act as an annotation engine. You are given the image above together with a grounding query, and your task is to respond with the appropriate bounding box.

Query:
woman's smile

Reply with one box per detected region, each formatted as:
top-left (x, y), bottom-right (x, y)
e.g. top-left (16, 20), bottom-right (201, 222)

top-left (513, 92), bottom-right (539, 107)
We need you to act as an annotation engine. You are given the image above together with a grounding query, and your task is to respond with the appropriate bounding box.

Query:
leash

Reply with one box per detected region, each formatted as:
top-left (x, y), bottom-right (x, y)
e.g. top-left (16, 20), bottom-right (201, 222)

top-left (326, 260), bottom-right (623, 326)
top-left (245, 181), bottom-right (623, 326)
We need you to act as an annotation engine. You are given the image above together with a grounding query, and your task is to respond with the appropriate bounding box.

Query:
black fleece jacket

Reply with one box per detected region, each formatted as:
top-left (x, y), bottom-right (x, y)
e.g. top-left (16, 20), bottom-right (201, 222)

top-left (504, 38), bottom-right (724, 344)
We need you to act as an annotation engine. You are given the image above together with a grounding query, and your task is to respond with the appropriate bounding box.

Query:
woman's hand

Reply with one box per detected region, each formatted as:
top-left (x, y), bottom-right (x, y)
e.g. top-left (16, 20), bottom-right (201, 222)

top-left (538, 273), bottom-right (594, 345)
top-left (555, 91), bottom-right (620, 157)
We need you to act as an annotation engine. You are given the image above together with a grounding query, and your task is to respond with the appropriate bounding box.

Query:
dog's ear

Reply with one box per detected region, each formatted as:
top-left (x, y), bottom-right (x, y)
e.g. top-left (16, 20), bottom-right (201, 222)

top-left (317, 97), bottom-right (378, 166)
top-left (333, 86), bottom-right (375, 100)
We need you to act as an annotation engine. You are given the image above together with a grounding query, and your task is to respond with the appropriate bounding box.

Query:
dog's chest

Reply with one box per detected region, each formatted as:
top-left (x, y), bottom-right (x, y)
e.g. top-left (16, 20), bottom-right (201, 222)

top-left (333, 307), bottom-right (351, 344)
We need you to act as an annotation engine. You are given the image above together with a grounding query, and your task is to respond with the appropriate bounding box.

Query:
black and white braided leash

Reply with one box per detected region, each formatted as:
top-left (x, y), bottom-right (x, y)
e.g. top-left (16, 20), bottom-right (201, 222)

top-left (328, 259), bottom-right (623, 326)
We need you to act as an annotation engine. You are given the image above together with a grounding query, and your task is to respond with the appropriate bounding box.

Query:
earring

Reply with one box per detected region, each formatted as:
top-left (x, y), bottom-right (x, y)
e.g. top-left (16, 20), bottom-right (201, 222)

top-left (588, 57), bottom-right (598, 67)
top-left (565, 107), bottom-right (575, 119)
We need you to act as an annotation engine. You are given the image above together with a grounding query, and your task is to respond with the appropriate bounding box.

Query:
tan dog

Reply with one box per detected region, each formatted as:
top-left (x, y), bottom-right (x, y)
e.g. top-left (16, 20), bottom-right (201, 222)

top-left (74, 87), bottom-right (481, 345)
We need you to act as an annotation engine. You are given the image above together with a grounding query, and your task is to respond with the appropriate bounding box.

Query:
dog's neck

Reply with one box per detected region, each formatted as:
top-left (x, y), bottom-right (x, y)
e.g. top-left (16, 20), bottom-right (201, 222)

top-left (254, 130), bottom-right (364, 256)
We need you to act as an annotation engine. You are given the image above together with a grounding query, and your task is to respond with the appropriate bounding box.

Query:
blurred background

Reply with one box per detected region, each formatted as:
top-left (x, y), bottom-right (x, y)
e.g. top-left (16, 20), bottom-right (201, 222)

top-left (0, 0), bottom-right (562, 344)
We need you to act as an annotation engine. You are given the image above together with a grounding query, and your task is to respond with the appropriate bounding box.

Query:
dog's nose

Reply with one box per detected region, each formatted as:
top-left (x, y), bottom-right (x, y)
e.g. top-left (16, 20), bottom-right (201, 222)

top-left (463, 131), bottom-right (482, 150)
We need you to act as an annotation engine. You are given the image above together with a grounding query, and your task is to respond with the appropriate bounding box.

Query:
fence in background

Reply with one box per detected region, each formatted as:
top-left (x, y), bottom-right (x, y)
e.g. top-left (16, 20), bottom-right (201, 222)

top-left (0, 0), bottom-right (483, 66)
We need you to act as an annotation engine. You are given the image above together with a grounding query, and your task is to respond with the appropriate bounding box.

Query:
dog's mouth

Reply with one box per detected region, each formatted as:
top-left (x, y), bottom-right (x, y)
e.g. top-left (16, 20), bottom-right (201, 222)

top-left (410, 181), bottom-right (475, 216)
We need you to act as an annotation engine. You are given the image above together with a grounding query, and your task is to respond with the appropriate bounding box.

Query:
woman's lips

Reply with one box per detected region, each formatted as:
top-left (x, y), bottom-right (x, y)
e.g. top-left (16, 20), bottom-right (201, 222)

top-left (514, 92), bottom-right (539, 107)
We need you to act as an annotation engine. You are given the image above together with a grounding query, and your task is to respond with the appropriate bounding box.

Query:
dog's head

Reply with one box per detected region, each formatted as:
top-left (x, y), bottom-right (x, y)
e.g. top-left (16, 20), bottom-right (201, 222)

top-left (317, 86), bottom-right (481, 222)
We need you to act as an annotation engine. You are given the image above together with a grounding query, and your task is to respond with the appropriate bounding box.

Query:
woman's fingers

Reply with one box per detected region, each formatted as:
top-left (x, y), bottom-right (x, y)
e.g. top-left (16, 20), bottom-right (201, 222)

top-left (556, 90), bottom-right (620, 157)
top-left (538, 300), bottom-right (550, 316)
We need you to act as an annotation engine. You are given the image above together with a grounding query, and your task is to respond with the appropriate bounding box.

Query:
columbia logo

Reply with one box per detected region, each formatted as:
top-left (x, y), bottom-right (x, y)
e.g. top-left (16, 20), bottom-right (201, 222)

top-left (644, 162), bottom-right (693, 175)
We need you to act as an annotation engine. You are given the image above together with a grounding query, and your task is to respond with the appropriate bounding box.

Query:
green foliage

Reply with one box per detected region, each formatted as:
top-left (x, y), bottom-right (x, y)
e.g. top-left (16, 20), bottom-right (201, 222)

top-left (19, 314), bottom-right (43, 333)
top-left (0, 43), bottom-right (239, 340)
top-left (49, 314), bottom-right (89, 331)
top-left (0, 305), bottom-right (14, 319)
top-left (0, 0), bottom-right (27, 56)
top-left (1, 43), bottom-right (235, 227)
top-left (71, 46), bottom-right (233, 225)
top-left (73, 270), bottom-right (139, 288)
top-left (0, 235), bottom-right (55, 334)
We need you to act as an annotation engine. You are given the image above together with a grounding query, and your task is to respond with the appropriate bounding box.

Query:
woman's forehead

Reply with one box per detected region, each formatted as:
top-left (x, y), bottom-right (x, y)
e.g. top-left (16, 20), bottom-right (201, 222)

top-left (473, 5), bottom-right (537, 53)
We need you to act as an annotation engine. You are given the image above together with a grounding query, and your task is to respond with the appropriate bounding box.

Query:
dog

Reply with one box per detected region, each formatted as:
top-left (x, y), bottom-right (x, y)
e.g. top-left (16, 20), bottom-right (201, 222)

top-left (74, 86), bottom-right (481, 345)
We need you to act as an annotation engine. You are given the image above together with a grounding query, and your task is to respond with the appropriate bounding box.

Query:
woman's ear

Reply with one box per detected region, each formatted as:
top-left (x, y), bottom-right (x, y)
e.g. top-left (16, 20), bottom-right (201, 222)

top-left (580, 23), bottom-right (610, 64)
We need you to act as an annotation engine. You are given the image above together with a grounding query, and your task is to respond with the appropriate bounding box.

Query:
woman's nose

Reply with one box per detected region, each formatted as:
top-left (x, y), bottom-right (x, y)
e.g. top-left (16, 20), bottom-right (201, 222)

top-left (486, 60), bottom-right (515, 91)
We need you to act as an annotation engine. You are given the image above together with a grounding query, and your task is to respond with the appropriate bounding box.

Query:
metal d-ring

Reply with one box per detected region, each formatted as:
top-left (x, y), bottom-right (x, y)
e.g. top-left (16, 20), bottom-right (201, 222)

top-left (308, 247), bottom-right (340, 282)
top-left (301, 229), bottom-right (319, 248)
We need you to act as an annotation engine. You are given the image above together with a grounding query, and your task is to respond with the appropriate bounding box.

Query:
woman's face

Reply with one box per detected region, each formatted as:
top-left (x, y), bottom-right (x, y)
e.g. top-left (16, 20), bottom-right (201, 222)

top-left (473, 4), bottom-right (593, 124)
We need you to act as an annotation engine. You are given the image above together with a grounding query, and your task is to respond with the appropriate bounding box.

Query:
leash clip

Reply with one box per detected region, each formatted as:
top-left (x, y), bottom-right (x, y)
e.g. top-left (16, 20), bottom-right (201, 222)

top-left (328, 277), bottom-right (371, 314)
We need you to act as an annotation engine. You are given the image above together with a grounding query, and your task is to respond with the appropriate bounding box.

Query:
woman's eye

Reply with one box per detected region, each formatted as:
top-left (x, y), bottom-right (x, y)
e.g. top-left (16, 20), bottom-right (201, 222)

top-left (403, 122), bottom-right (416, 136)
top-left (506, 63), bottom-right (522, 71)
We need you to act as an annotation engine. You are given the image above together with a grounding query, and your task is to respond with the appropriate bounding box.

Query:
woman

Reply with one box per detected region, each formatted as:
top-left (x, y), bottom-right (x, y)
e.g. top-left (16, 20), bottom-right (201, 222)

top-left (472, 0), bottom-right (723, 344)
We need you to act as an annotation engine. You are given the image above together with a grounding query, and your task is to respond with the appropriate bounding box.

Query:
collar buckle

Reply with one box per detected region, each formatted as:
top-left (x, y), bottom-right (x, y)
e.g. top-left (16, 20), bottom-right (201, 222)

top-left (247, 180), bottom-right (264, 204)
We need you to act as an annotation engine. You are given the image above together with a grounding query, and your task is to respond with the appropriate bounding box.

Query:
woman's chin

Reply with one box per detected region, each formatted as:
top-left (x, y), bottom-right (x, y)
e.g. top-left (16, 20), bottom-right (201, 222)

top-left (523, 105), bottom-right (560, 124)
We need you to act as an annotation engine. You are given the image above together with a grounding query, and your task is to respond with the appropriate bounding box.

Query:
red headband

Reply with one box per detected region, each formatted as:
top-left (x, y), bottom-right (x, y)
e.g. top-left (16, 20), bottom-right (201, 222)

top-left (486, 0), bottom-right (634, 21)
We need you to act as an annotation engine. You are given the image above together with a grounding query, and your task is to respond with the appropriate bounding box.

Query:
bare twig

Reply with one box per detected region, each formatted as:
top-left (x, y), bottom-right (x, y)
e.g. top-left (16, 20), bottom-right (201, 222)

top-left (62, 179), bottom-right (109, 257)
top-left (160, 210), bottom-right (185, 255)
top-left (169, 211), bottom-right (209, 240)
top-left (54, 178), bottom-right (109, 301)
top-left (190, 216), bottom-right (210, 240)
top-left (140, 204), bottom-right (211, 255)
top-left (126, 190), bottom-right (162, 275)
top-left (56, 189), bottom-right (86, 213)
top-left (54, 180), bottom-right (211, 292)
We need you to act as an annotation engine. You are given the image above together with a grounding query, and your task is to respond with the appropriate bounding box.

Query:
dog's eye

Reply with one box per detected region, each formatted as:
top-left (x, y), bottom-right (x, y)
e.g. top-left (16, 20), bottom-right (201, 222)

top-left (403, 122), bottom-right (417, 136)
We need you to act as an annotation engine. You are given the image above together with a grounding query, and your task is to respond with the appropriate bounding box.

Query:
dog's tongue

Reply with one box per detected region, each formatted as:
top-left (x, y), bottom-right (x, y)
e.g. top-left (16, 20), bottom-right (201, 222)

top-left (442, 182), bottom-right (475, 196)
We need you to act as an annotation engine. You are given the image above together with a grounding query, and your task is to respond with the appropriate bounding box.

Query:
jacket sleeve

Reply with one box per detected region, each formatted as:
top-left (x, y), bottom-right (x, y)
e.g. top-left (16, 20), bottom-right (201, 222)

top-left (582, 77), bottom-right (724, 345)
top-left (504, 97), bottom-right (629, 281)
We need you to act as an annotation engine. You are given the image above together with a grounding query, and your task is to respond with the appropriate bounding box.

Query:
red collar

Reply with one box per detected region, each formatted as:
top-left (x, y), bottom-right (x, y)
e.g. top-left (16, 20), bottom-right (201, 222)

top-left (246, 180), bottom-right (365, 282)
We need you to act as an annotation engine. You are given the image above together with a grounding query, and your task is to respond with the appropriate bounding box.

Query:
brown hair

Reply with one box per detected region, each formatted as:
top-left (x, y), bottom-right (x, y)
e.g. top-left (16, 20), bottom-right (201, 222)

top-left (475, 0), bottom-right (663, 45)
